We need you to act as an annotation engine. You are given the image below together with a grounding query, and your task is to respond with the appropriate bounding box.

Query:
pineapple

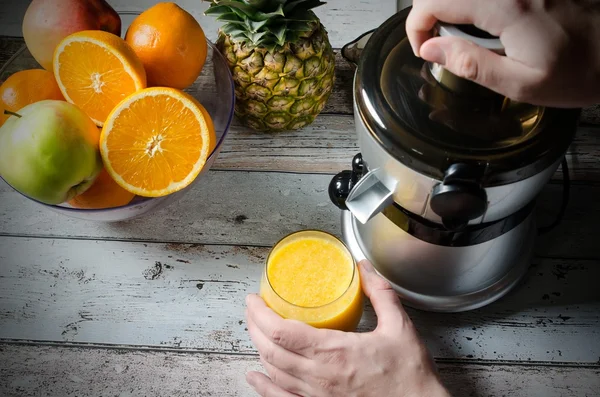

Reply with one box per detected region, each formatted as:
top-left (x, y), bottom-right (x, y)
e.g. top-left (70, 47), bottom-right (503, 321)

top-left (205, 0), bottom-right (336, 132)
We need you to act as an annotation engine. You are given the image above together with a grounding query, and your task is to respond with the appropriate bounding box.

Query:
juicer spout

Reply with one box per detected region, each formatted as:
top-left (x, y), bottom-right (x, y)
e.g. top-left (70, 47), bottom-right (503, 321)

top-left (344, 167), bottom-right (396, 225)
top-left (329, 153), bottom-right (395, 224)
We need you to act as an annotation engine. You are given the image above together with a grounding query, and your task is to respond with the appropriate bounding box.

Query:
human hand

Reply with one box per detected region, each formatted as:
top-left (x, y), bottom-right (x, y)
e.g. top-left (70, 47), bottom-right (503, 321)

top-left (406, 0), bottom-right (600, 107)
top-left (244, 260), bottom-right (450, 397)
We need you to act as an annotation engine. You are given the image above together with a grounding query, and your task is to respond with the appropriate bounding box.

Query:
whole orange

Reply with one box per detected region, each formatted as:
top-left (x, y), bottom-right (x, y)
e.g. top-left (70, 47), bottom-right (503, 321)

top-left (68, 167), bottom-right (135, 209)
top-left (125, 3), bottom-right (208, 89)
top-left (0, 69), bottom-right (65, 126)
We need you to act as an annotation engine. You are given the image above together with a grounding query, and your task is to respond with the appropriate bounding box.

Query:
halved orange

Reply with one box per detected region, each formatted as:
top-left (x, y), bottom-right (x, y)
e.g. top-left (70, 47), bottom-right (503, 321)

top-left (100, 87), bottom-right (216, 197)
top-left (53, 30), bottom-right (147, 127)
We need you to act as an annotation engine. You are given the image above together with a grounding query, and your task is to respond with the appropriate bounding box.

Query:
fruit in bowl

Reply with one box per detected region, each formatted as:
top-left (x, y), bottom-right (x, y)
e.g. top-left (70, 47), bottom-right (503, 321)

top-left (22, 0), bottom-right (121, 71)
top-left (52, 29), bottom-right (147, 127)
top-left (0, 100), bottom-right (102, 205)
top-left (100, 86), bottom-right (216, 198)
top-left (0, 68), bottom-right (65, 127)
top-left (68, 168), bottom-right (135, 210)
top-left (0, 6), bottom-right (235, 222)
top-left (125, 2), bottom-right (208, 90)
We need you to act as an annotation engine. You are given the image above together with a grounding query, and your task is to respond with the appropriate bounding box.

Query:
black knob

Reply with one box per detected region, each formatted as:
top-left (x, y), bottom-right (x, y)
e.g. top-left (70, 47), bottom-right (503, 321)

top-left (352, 153), bottom-right (364, 174)
top-left (430, 183), bottom-right (487, 231)
top-left (329, 153), bottom-right (364, 210)
top-left (329, 171), bottom-right (354, 210)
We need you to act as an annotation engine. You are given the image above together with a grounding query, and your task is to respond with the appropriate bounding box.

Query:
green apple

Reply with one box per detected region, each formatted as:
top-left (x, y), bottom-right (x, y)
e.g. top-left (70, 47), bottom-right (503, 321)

top-left (0, 100), bottom-right (102, 205)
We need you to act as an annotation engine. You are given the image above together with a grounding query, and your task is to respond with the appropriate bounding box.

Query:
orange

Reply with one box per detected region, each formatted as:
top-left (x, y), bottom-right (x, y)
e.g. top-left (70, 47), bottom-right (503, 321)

top-left (100, 87), bottom-right (216, 197)
top-left (0, 69), bottom-right (65, 126)
top-left (68, 167), bottom-right (136, 209)
top-left (53, 30), bottom-right (147, 127)
top-left (125, 2), bottom-right (208, 89)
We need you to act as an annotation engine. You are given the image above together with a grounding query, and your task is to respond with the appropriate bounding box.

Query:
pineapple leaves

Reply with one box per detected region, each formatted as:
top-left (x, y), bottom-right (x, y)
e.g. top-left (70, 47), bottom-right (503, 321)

top-left (204, 5), bottom-right (234, 16)
top-left (211, 0), bottom-right (256, 15)
top-left (214, 1), bottom-right (285, 21)
top-left (272, 25), bottom-right (287, 45)
top-left (247, 30), bottom-right (269, 43)
top-left (247, 18), bottom-right (270, 32)
top-left (284, 0), bottom-right (326, 13)
top-left (287, 21), bottom-right (315, 32)
top-left (246, 0), bottom-right (281, 9)
top-left (286, 10), bottom-right (318, 22)
top-left (207, 0), bottom-right (326, 50)
top-left (221, 24), bottom-right (246, 37)
top-left (215, 12), bottom-right (245, 23)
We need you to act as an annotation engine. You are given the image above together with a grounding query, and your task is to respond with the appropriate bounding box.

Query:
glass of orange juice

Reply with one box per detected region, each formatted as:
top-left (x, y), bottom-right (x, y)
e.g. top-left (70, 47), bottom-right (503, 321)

top-left (260, 230), bottom-right (364, 332)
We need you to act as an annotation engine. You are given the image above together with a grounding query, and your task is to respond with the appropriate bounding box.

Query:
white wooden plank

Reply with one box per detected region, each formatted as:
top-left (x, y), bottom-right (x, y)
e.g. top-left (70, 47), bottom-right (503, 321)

top-left (1, 172), bottom-right (599, 259)
top-left (0, 0), bottom-right (398, 48)
top-left (1, 344), bottom-right (599, 397)
top-left (1, 236), bottom-right (599, 363)
top-left (214, 121), bottom-right (600, 182)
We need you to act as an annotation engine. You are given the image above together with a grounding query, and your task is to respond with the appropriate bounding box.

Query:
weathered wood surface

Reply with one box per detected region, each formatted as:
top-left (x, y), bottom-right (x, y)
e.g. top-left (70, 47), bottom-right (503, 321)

top-left (1, 236), bottom-right (599, 363)
top-left (0, 344), bottom-right (599, 397)
top-left (217, 120), bottom-right (600, 178)
top-left (1, 174), bottom-right (599, 260)
top-left (1, 1), bottom-right (600, 393)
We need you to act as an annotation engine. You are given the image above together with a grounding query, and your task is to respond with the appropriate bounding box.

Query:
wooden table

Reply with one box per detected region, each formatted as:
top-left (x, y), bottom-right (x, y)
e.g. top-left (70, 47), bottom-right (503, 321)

top-left (1, 1), bottom-right (600, 396)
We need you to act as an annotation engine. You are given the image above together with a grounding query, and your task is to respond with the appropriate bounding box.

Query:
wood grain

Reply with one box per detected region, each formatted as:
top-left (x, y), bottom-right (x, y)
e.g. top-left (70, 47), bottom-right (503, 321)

top-left (1, 344), bottom-right (599, 397)
top-left (1, 173), bottom-right (599, 259)
top-left (214, 119), bottom-right (600, 181)
top-left (1, 236), bottom-right (598, 363)
top-left (0, 1), bottom-right (597, 394)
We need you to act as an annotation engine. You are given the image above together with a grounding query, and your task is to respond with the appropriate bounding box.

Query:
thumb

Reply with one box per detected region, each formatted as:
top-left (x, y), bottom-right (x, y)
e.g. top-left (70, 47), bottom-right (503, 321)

top-left (358, 260), bottom-right (409, 332)
top-left (419, 36), bottom-right (542, 102)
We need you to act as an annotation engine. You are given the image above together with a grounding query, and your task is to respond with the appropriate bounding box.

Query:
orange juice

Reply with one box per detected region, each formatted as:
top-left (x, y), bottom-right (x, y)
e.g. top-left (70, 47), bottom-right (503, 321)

top-left (260, 230), bottom-right (364, 331)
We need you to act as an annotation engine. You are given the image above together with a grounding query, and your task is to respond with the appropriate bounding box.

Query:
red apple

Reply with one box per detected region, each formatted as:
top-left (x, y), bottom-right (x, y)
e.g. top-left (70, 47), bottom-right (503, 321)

top-left (22, 0), bottom-right (121, 71)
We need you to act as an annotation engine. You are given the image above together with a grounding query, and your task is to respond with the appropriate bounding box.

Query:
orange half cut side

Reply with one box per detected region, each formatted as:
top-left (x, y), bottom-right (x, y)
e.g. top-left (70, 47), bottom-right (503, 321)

top-left (53, 30), bottom-right (147, 126)
top-left (100, 87), bottom-right (216, 197)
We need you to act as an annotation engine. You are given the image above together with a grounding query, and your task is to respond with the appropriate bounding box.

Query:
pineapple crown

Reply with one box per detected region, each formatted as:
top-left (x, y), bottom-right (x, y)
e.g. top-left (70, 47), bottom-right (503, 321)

top-left (204, 0), bottom-right (326, 51)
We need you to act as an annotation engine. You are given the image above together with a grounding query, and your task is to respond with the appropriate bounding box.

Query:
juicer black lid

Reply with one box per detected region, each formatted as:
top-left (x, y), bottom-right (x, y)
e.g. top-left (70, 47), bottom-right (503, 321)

top-left (355, 8), bottom-right (580, 185)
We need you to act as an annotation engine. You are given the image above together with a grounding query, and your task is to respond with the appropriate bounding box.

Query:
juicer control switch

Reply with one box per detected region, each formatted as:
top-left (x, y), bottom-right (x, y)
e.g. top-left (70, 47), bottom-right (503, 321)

top-left (329, 153), bottom-right (364, 210)
top-left (430, 164), bottom-right (488, 231)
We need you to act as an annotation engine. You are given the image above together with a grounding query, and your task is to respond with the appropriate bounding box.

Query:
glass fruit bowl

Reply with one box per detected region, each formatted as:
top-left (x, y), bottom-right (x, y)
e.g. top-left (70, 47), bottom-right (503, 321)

top-left (0, 12), bottom-right (234, 222)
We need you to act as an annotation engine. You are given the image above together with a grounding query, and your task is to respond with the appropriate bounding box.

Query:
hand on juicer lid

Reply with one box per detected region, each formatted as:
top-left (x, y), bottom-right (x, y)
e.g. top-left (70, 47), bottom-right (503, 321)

top-left (354, 10), bottom-right (579, 186)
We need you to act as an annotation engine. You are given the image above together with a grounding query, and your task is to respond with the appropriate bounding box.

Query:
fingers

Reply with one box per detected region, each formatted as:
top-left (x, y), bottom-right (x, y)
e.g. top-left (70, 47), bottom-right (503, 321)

top-left (246, 371), bottom-right (301, 397)
top-left (406, 0), bottom-right (478, 56)
top-left (406, 4), bottom-right (440, 57)
top-left (358, 260), bottom-right (409, 332)
top-left (419, 36), bottom-right (543, 102)
top-left (246, 294), bottom-right (324, 356)
top-left (406, 0), bottom-right (513, 56)
top-left (246, 312), bottom-right (314, 379)
top-left (260, 358), bottom-right (312, 397)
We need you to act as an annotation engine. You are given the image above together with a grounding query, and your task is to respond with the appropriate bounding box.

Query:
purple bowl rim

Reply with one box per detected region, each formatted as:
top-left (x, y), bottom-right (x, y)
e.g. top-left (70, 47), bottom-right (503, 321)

top-left (0, 34), bottom-right (236, 214)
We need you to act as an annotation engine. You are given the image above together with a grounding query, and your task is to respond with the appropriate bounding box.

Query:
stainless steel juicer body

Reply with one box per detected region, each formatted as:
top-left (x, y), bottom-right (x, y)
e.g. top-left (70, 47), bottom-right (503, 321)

top-left (352, 96), bottom-right (563, 226)
top-left (341, 206), bottom-right (536, 312)
top-left (328, 8), bottom-right (579, 312)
